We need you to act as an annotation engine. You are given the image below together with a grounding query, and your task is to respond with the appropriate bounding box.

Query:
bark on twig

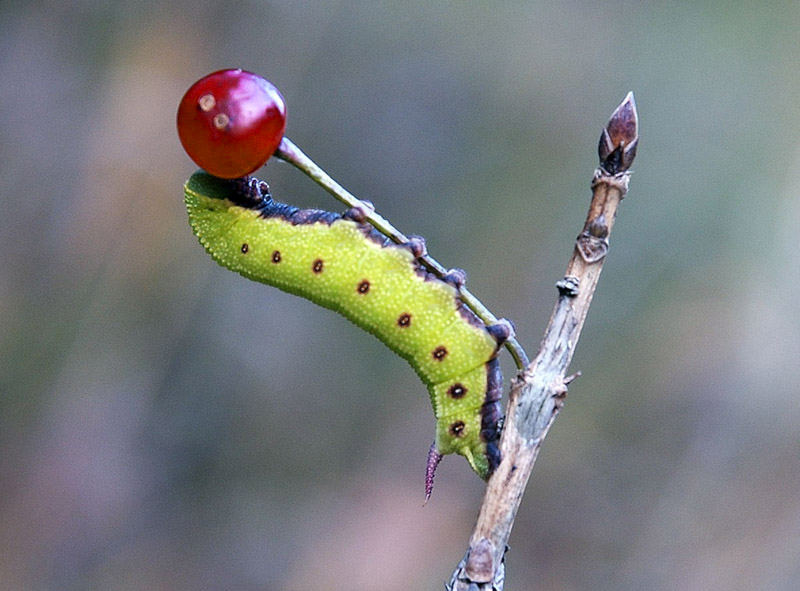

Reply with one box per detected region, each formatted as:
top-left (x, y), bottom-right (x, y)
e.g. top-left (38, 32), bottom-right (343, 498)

top-left (446, 93), bottom-right (639, 590)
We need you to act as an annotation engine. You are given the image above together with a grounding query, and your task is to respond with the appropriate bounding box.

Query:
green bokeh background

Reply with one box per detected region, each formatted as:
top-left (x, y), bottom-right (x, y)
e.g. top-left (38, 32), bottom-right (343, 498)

top-left (2, 2), bottom-right (799, 589)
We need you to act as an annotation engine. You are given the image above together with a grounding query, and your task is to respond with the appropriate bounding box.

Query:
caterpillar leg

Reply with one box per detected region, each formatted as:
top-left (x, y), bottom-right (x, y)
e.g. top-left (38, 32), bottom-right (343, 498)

top-left (486, 318), bottom-right (515, 347)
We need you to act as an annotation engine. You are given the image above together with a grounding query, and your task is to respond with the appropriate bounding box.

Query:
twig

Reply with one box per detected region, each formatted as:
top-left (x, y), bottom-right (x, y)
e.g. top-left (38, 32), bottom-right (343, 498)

top-left (274, 137), bottom-right (529, 369)
top-left (446, 92), bottom-right (639, 590)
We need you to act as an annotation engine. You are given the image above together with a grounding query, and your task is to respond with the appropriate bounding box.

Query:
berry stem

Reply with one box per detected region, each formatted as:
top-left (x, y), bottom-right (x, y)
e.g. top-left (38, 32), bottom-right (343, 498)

top-left (274, 137), bottom-right (529, 370)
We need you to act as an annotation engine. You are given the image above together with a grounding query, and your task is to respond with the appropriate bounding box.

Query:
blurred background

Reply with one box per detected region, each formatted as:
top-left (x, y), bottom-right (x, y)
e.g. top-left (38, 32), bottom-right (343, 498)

top-left (2, 1), bottom-right (799, 589)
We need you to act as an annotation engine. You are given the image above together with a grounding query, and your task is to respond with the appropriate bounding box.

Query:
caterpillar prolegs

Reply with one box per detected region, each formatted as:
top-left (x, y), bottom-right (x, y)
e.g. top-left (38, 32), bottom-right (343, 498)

top-left (185, 172), bottom-right (511, 496)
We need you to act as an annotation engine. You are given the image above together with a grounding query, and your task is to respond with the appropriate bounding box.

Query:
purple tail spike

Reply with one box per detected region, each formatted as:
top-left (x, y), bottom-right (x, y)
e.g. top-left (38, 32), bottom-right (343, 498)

top-left (425, 442), bottom-right (443, 503)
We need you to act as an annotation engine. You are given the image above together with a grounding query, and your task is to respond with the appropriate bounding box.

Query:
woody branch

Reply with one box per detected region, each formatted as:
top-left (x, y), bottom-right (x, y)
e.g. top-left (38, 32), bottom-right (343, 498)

top-left (446, 92), bottom-right (639, 590)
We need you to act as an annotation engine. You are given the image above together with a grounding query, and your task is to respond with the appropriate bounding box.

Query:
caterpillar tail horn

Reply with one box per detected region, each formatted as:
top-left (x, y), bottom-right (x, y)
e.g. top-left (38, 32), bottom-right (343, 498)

top-left (425, 443), bottom-right (444, 503)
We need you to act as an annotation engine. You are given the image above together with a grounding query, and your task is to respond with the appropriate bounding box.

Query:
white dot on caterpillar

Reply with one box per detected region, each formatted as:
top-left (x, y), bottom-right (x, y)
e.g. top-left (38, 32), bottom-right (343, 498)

top-left (432, 346), bottom-right (448, 361)
top-left (213, 113), bottom-right (229, 130)
top-left (449, 421), bottom-right (466, 437)
top-left (198, 94), bottom-right (216, 111)
top-left (448, 383), bottom-right (467, 399)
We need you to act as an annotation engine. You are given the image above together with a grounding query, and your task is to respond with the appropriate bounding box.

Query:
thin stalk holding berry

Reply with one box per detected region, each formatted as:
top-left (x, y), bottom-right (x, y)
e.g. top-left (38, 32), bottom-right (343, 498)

top-left (274, 137), bottom-right (529, 370)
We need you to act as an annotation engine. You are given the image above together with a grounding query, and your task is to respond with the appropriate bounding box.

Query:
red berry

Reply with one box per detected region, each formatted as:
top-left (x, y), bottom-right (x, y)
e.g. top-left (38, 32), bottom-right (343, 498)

top-left (177, 69), bottom-right (287, 179)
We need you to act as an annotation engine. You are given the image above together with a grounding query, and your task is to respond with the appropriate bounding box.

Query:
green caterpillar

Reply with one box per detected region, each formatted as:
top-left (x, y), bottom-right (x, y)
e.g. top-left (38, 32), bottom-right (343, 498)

top-left (185, 172), bottom-right (510, 495)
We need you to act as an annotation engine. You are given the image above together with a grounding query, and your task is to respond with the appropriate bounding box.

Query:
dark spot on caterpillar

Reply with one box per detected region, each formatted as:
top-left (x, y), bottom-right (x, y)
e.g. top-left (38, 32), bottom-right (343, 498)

top-left (357, 280), bottom-right (370, 294)
top-left (448, 383), bottom-right (467, 399)
top-left (271, 250), bottom-right (281, 263)
top-left (397, 313), bottom-right (411, 328)
top-left (312, 259), bottom-right (324, 273)
top-left (449, 421), bottom-right (466, 437)
top-left (241, 243), bottom-right (249, 254)
top-left (432, 346), bottom-right (448, 361)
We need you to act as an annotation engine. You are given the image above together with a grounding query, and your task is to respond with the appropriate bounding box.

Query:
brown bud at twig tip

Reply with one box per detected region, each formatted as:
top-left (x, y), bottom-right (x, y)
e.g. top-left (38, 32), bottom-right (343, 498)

top-left (598, 91), bottom-right (638, 174)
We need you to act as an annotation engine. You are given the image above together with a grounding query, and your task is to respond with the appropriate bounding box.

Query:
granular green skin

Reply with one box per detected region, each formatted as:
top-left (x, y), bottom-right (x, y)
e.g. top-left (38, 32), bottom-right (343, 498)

top-left (185, 172), bottom-right (499, 478)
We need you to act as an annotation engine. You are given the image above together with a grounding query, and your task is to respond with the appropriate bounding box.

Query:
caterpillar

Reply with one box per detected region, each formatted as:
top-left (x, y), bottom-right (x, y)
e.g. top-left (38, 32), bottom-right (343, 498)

top-left (185, 171), bottom-right (509, 496)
